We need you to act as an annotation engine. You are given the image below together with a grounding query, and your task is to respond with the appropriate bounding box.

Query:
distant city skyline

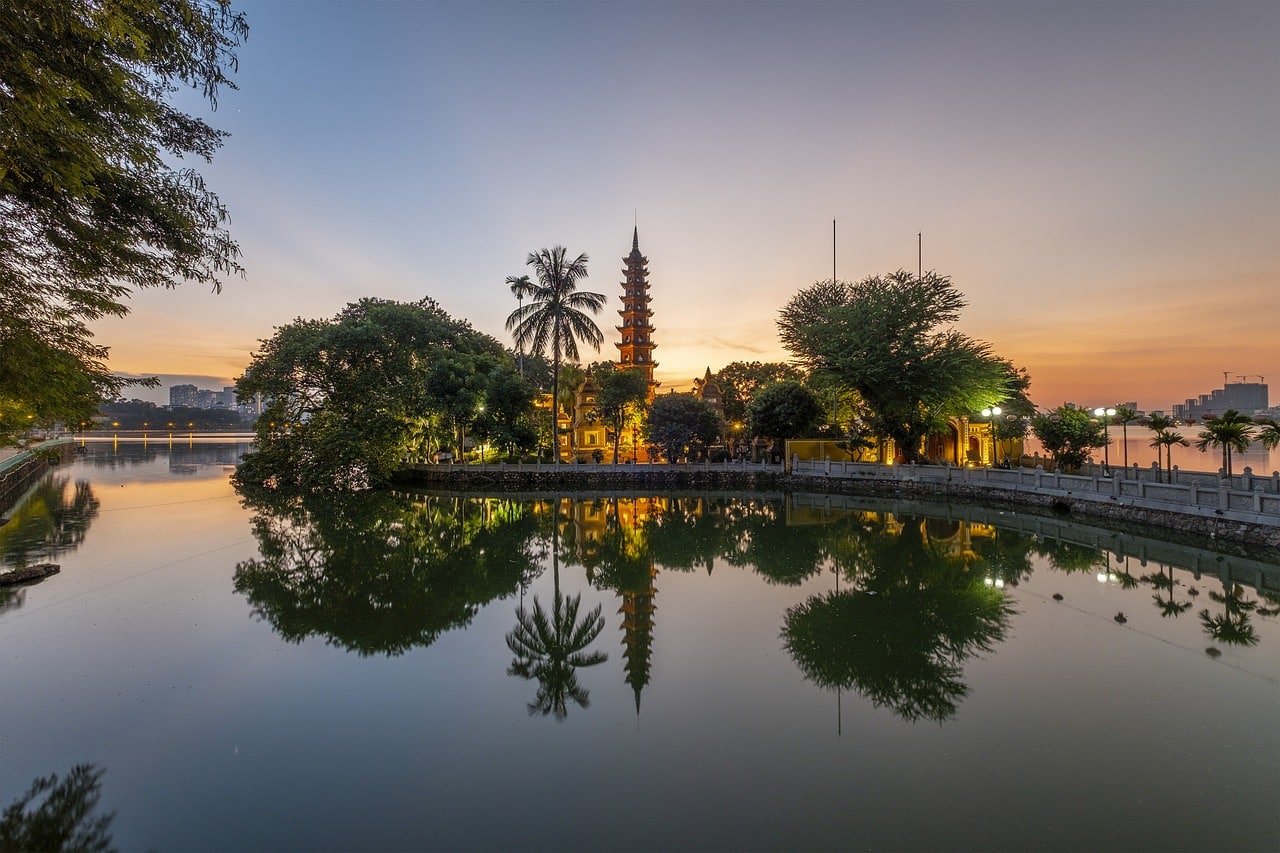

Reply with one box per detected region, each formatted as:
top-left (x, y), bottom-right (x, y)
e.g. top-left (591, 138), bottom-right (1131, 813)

top-left (92, 1), bottom-right (1278, 412)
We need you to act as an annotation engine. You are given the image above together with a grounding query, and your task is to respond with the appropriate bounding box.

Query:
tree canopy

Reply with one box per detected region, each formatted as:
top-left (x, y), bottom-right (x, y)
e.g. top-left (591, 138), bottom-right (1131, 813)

top-left (1, 0), bottom-right (248, 446)
top-left (235, 297), bottom-right (510, 491)
top-left (1030, 405), bottom-right (1106, 472)
top-left (778, 272), bottom-right (1013, 463)
top-left (747, 380), bottom-right (824, 443)
top-left (646, 393), bottom-right (723, 462)
top-left (710, 361), bottom-right (806, 425)
top-left (592, 363), bottom-right (650, 463)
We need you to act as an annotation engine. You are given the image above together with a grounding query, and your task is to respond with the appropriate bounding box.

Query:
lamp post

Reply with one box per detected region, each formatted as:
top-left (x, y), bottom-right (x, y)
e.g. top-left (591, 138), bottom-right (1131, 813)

top-left (980, 406), bottom-right (1002, 466)
top-left (1093, 407), bottom-right (1116, 473)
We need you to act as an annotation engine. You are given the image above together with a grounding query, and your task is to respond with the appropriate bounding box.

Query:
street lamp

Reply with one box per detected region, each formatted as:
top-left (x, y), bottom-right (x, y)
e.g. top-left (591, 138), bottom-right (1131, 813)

top-left (1093, 407), bottom-right (1116, 472)
top-left (980, 406), bottom-right (1002, 466)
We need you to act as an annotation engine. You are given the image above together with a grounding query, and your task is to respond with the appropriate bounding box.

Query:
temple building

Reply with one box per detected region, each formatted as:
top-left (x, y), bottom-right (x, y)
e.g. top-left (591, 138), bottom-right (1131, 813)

top-left (615, 227), bottom-right (659, 399)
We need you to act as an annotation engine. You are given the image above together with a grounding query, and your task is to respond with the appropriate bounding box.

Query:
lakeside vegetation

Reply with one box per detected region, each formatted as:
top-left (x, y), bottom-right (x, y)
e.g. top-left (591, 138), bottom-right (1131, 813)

top-left (3, 2), bottom-right (1276, 489)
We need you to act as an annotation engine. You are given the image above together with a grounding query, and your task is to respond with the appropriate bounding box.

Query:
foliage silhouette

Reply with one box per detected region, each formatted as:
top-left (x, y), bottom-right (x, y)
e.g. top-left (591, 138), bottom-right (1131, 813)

top-left (506, 591), bottom-right (608, 720)
top-left (232, 488), bottom-right (538, 655)
top-left (782, 515), bottom-right (1014, 723)
top-left (0, 763), bottom-right (115, 853)
top-left (506, 247), bottom-right (606, 464)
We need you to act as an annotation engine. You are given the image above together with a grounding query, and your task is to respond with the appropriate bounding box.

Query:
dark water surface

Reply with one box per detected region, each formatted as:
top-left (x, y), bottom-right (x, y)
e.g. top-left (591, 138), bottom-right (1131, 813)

top-left (1, 440), bottom-right (1277, 852)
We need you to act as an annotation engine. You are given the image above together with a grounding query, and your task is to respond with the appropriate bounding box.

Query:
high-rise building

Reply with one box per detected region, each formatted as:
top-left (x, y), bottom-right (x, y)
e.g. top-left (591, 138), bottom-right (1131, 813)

top-left (614, 227), bottom-right (659, 398)
top-left (1171, 380), bottom-right (1268, 421)
top-left (169, 384), bottom-right (198, 408)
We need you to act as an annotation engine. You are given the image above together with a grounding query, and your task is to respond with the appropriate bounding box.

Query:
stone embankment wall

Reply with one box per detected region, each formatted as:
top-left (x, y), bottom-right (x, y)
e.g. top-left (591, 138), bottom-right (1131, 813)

top-left (0, 440), bottom-right (72, 517)
top-left (393, 462), bottom-right (1280, 555)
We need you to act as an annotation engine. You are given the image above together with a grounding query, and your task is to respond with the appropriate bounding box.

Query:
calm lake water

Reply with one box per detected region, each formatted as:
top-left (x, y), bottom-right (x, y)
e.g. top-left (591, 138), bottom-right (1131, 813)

top-left (1, 440), bottom-right (1277, 852)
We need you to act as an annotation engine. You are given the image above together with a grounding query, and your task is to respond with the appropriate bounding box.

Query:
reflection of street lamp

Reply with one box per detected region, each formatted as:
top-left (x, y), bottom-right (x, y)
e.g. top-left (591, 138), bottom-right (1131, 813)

top-left (1093, 407), bottom-right (1116, 472)
top-left (980, 406), bottom-right (1002, 466)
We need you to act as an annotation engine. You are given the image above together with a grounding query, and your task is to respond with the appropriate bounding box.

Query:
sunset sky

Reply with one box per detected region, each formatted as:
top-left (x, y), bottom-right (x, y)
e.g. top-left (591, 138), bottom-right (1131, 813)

top-left (96, 0), bottom-right (1279, 412)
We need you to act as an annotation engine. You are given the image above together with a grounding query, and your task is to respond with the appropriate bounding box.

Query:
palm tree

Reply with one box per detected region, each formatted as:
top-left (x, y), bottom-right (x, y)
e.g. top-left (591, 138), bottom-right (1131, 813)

top-left (505, 248), bottom-right (605, 464)
top-left (1195, 409), bottom-right (1254, 477)
top-left (1114, 406), bottom-right (1139, 474)
top-left (1254, 416), bottom-right (1280, 451)
top-left (1150, 429), bottom-right (1188, 483)
top-left (505, 274), bottom-right (531, 377)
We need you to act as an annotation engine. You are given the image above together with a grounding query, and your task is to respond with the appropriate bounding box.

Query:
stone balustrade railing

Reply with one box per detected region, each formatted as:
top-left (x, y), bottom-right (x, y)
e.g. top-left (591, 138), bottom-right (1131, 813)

top-left (788, 457), bottom-right (1280, 529)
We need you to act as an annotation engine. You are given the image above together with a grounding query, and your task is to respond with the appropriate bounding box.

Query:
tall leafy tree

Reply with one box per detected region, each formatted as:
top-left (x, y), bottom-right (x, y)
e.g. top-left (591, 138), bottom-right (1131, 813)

top-left (711, 361), bottom-right (806, 425)
top-left (593, 364), bottom-right (650, 463)
top-left (747, 380), bottom-right (824, 445)
top-left (235, 298), bottom-right (506, 490)
top-left (474, 367), bottom-right (537, 460)
top-left (1195, 409), bottom-right (1254, 477)
top-left (778, 272), bottom-right (1011, 464)
top-left (506, 247), bottom-right (606, 464)
top-left (1030, 405), bottom-right (1107, 472)
top-left (646, 393), bottom-right (723, 462)
top-left (1, 0), bottom-right (248, 445)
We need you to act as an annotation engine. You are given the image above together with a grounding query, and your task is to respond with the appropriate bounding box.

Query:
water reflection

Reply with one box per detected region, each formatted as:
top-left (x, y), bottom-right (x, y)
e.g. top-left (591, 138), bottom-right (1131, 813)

top-left (231, 487), bottom-right (1278, 723)
top-left (0, 763), bottom-right (115, 852)
top-left (783, 514), bottom-right (1015, 723)
top-left (0, 477), bottom-right (100, 615)
top-left (507, 591), bottom-right (608, 720)
top-left (0, 478), bottom-right (99, 570)
top-left (232, 488), bottom-right (540, 655)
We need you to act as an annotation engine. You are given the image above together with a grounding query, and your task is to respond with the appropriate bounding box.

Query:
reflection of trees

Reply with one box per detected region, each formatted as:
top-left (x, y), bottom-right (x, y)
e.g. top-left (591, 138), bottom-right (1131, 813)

top-left (0, 763), bottom-right (115, 853)
top-left (1199, 583), bottom-right (1260, 646)
top-left (783, 516), bottom-right (1014, 723)
top-left (734, 503), bottom-right (825, 585)
top-left (0, 477), bottom-right (99, 569)
top-left (232, 489), bottom-right (539, 655)
top-left (1031, 536), bottom-right (1106, 574)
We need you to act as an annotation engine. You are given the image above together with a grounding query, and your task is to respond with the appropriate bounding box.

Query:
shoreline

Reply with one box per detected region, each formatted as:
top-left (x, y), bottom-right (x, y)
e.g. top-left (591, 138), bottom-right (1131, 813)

top-left (391, 463), bottom-right (1280, 558)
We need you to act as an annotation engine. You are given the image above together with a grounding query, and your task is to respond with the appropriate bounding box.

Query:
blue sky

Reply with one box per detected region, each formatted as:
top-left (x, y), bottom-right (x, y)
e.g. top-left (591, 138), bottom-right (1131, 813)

top-left (99, 0), bottom-right (1280, 411)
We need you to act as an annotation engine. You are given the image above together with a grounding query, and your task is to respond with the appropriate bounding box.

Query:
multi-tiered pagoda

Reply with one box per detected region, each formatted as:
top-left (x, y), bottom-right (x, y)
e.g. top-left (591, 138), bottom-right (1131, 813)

top-left (615, 228), bottom-right (658, 398)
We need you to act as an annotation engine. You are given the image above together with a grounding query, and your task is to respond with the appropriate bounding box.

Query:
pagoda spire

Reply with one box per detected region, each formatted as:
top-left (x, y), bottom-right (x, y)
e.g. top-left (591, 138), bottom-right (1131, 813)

top-left (615, 228), bottom-right (659, 398)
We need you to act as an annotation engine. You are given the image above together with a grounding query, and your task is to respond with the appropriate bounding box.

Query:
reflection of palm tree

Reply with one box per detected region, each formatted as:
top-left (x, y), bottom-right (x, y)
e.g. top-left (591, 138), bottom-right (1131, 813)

top-left (506, 505), bottom-right (608, 720)
top-left (1199, 583), bottom-right (1260, 646)
top-left (506, 591), bottom-right (607, 720)
top-left (1142, 565), bottom-right (1191, 618)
